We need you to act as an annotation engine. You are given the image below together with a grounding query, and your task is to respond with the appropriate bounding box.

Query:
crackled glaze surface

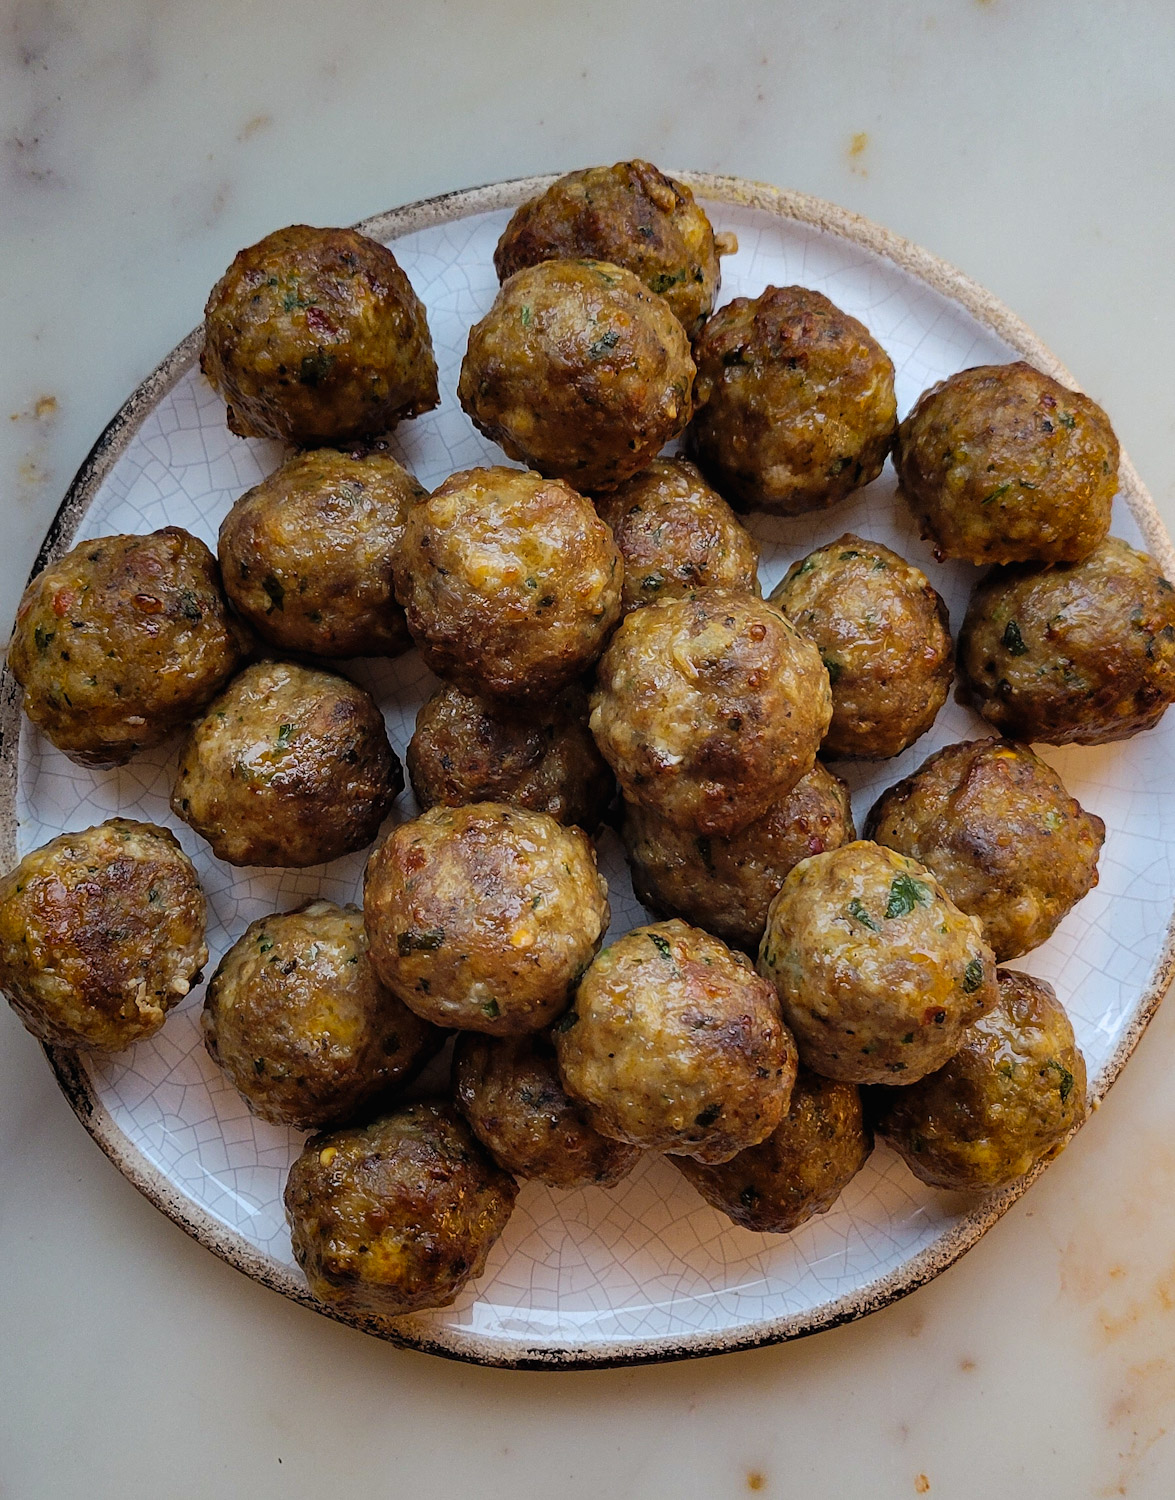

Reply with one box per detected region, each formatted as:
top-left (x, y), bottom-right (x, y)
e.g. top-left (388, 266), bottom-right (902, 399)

top-left (12, 187), bottom-right (1175, 1365)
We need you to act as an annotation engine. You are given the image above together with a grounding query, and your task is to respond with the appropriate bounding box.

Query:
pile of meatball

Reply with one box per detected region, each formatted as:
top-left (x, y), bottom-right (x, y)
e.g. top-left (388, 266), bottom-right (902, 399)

top-left (3, 159), bottom-right (1172, 1328)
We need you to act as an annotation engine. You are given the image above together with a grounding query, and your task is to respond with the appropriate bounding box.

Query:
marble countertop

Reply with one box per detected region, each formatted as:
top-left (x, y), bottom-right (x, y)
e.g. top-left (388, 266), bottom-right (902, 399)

top-left (4, 2), bottom-right (1175, 1496)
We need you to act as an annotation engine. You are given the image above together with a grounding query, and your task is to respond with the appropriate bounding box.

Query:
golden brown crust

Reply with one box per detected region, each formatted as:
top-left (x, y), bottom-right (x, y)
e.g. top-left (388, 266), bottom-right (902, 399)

top-left (590, 589), bottom-right (832, 836)
top-left (758, 841), bottom-right (998, 1085)
top-left (555, 919), bottom-right (797, 1164)
top-left (453, 1030), bottom-right (640, 1187)
top-left (623, 763), bottom-right (854, 952)
top-left (394, 466), bottom-right (622, 701)
top-left (958, 536), bottom-right (1175, 745)
top-left (493, 160), bottom-right (730, 336)
top-left (896, 361), bottom-right (1117, 564)
top-left (284, 1101), bottom-right (518, 1319)
top-left (674, 1069), bottom-right (872, 1233)
top-left (172, 660), bottom-right (401, 867)
top-left (689, 286), bottom-right (896, 514)
top-left (865, 738), bottom-right (1104, 961)
top-left (201, 224), bottom-right (438, 446)
top-left (218, 447), bottom-right (425, 658)
top-left (458, 259), bottom-right (694, 492)
top-left (8, 528), bottom-right (249, 767)
top-left (769, 533), bottom-right (953, 760)
top-left (407, 683), bottom-right (614, 831)
top-left (595, 458), bottom-right (760, 617)
top-left (202, 900), bottom-right (442, 1130)
top-left (0, 820), bottom-right (207, 1051)
top-left (874, 969), bottom-right (1087, 1190)
top-left (363, 803), bottom-right (609, 1035)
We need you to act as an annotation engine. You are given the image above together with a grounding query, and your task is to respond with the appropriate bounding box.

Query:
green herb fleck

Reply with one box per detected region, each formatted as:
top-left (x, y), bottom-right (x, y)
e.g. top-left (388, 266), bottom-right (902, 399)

top-left (520, 304), bottom-right (532, 327)
top-left (482, 998), bottom-right (501, 1020)
top-left (397, 927), bottom-right (445, 956)
top-left (649, 269), bottom-right (686, 294)
top-left (885, 873), bottom-right (932, 920)
top-left (298, 350), bottom-right (335, 386)
top-left (276, 723), bottom-right (293, 748)
top-left (552, 1007), bottom-right (579, 1034)
top-left (962, 957), bottom-right (986, 993)
top-left (795, 556), bottom-right (817, 575)
top-left (641, 574), bottom-right (665, 593)
top-left (1002, 620), bottom-right (1028, 655)
top-left (34, 626), bottom-right (54, 652)
top-left (588, 329), bottom-right (620, 358)
top-left (847, 898), bottom-right (880, 932)
top-left (821, 653), bottom-right (842, 686)
top-left (838, 550), bottom-right (861, 561)
top-left (1047, 1058), bottom-right (1076, 1102)
top-left (1043, 808), bottom-right (1065, 833)
top-left (649, 932), bottom-right (673, 960)
top-left (177, 589), bottom-right (202, 621)
top-left (1058, 412), bottom-right (1077, 430)
top-left (982, 481), bottom-right (1013, 505)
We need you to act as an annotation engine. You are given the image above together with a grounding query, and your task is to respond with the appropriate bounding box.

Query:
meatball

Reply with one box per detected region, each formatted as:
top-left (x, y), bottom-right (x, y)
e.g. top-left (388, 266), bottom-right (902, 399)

top-left (674, 1069), bottom-right (872, 1234)
top-left (453, 1031), bottom-right (640, 1188)
top-left (769, 534), bottom-right (953, 760)
top-left (623, 762), bottom-right (854, 952)
top-left (218, 447), bottom-right (425, 659)
top-left (202, 900), bottom-right (442, 1130)
top-left (285, 1102), bottom-right (518, 1319)
top-left (172, 660), bottom-right (401, 867)
top-left (363, 803), bottom-right (609, 1035)
top-left (555, 919), bottom-right (797, 1164)
top-left (874, 969), bottom-right (1087, 1191)
top-left (689, 285), bottom-right (897, 515)
top-left (393, 466), bottom-right (622, 702)
top-left (407, 683), bottom-right (613, 831)
top-left (201, 224), bottom-right (438, 447)
top-left (595, 457), bottom-right (760, 617)
top-left (758, 841), bottom-right (998, 1085)
top-left (896, 362), bottom-right (1118, 565)
top-left (0, 820), bottom-right (206, 1052)
top-left (458, 258), bottom-right (694, 492)
top-left (865, 738), bottom-right (1105, 962)
top-left (957, 536), bottom-right (1175, 745)
top-left (8, 528), bottom-right (248, 768)
top-left (590, 589), bottom-right (832, 837)
top-left (493, 160), bottom-right (735, 337)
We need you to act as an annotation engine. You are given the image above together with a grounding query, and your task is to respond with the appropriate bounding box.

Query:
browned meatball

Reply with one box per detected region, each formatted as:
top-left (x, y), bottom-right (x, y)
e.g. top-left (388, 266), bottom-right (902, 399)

top-left (896, 362), bottom-right (1117, 565)
top-left (172, 660), bottom-right (401, 867)
top-left (394, 466), bottom-right (621, 702)
top-left (874, 969), bottom-right (1087, 1191)
top-left (0, 820), bottom-right (206, 1052)
top-left (555, 919), bottom-right (797, 1164)
top-left (689, 286), bottom-right (897, 514)
top-left (623, 762), bottom-right (854, 952)
top-left (674, 1069), bottom-right (872, 1233)
top-left (958, 536), bottom-right (1175, 745)
top-left (202, 900), bottom-right (442, 1130)
top-left (407, 683), bottom-right (614, 831)
top-left (8, 528), bottom-right (249, 767)
top-left (218, 447), bottom-right (425, 658)
top-left (285, 1102), bottom-right (518, 1319)
top-left (866, 738), bottom-right (1105, 961)
top-left (769, 534), bottom-right (953, 760)
top-left (590, 589), bottom-right (832, 836)
top-left (201, 225), bottom-right (438, 446)
top-left (453, 1031), bottom-right (640, 1187)
top-left (458, 259), bottom-right (694, 492)
top-left (595, 457), bottom-right (760, 617)
top-left (494, 160), bottom-right (736, 337)
top-left (363, 803), bottom-right (609, 1035)
top-left (758, 842), bottom-right (998, 1085)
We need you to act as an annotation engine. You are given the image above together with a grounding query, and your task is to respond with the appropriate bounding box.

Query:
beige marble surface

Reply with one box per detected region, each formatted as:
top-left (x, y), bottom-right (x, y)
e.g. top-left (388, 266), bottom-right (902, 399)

top-left (3, 1), bottom-right (1175, 1495)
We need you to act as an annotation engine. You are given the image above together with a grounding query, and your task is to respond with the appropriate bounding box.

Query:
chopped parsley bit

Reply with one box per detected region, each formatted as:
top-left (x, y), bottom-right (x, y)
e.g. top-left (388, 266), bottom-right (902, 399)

top-left (481, 998), bottom-right (501, 1020)
top-left (962, 957), bottom-right (986, 993)
top-left (552, 1007), bottom-right (579, 1034)
top-left (520, 304), bottom-right (533, 327)
top-left (982, 481), bottom-right (1013, 505)
top-left (821, 653), bottom-right (842, 686)
top-left (1058, 412), bottom-right (1077, 429)
top-left (1043, 808), bottom-right (1066, 833)
top-left (872, 558), bottom-right (888, 571)
top-left (1159, 577), bottom-right (1174, 593)
top-left (649, 269), bottom-right (687, 294)
top-left (177, 589), bottom-right (202, 621)
top-left (847, 898), bottom-right (880, 932)
top-left (795, 556), bottom-right (817, 574)
top-left (396, 927), bottom-right (445, 956)
top-left (1002, 620), bottom-right (1028, 656)
top-left (996, 1060), bottom-right (1014, 1080)
top-left (276, 723), bottom-right (293, 748)
top-left (649, 932), bottom-right (674, 960)
top-left (588, 329), bottom-right (620, 358)
top-left (1046, 1058), bottom-right (1076, 1102)
top-left (298, 350), bottom-right (335, 386)
top-left (33, 626), bottom-right (54, 652)
top-left (641, 574), bottom-right (664, 592)
top-left (525, 576), bottom-right (538, 590)
top-left (262, 574), bottom-right (285, 612)
top-left (885, 873), bottom-right (932, 919)
top-left (838, 550), bottom-right (861, 561)
top-left (532, 893), bottom-right (544, 909)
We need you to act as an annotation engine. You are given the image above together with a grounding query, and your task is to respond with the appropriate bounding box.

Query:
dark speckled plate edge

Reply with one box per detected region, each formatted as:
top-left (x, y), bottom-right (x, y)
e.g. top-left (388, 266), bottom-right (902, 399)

top-left (4, 173), bottom-right (1173, 1369)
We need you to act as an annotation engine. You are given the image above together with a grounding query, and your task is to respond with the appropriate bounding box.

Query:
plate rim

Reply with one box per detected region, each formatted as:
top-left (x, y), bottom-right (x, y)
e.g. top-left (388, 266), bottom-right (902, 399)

top-left (5, 171), bottom-right (1174, 1370)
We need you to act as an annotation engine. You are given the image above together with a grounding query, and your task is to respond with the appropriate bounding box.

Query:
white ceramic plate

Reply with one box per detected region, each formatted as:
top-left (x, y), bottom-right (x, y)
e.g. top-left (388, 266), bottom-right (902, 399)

top-left (6, 175), bottom-right (1175, 1368)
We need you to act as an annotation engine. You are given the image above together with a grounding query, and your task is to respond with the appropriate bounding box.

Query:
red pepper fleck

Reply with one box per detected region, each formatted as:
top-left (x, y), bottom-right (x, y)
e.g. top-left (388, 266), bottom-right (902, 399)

top-left (305, 306), bottom-right (335, 338)
top-left (134, 594), bottom-right (164, 614)
top-left (52, 588), bottom-right (77, 617)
